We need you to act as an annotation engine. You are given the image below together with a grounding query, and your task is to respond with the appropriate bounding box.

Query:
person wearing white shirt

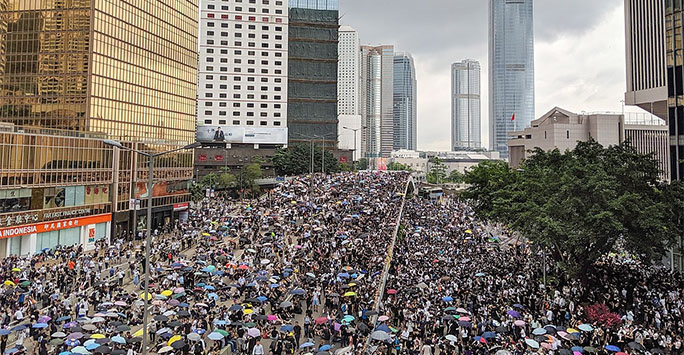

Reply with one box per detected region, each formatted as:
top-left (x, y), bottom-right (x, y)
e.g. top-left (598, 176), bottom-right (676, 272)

top-left (252, 340), bottom-right (264, 355)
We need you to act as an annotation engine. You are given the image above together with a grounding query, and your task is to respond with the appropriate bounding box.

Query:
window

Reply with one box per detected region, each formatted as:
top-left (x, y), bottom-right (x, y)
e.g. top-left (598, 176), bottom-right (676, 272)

top-left (221, 49), bottom-right (228, 54)
top-left (234, 59), bottom-right (242, 64)
top-left (235, 24), bottom-right (242, 29)
top-left (262, 17), bottom-right (269, 21)
top-left (221, 23), bottom-right (229, 28)
top-left (207, 58), bottom-right (214, 62)
top-left (220, 75), bottom-right (228, 80)
top-left (234, 76), bottom-right (242, 81)
top-left (234, 67), bottom-right (241, 72)
top-left (261, 95), bottom-right (268, 99)
top-left (221, 5), bottom-right (228, 9)
top-left (249, 8), bottom-right (256, 13)
top-left (233, 94), bottom-right (241, 98)
top-left (248, 42), bottom-right (256, 47)
top-left (207, 4), bottom-right (215, 9)
top-left (247, 86), bottom-right (255, 90)
top-left (274, 87), bottom-right (281, 91)
top-left (233, 112), bottom-right (241, 116)
top-left (234, 85), bottom-right (241, 90)
top-left (274, 95), bottom-right (281, 100)
top-left (566, 131), bottom-right (569, 139)
top-left (206, 49), bottom-right (214, 54)
top-left (261, 60), bottom-right (268, 65)
top-left (260, 86), bottom-right (268, 91)
top-left (207, 22), bottom-right (215, 27)
top-left (261, 43), bottom-right (269, 48)
top-left (260, 77), bottom-right (268, 82)
top-left (275, 53), bottom-right (282, 57)
top-left (275, 61), bottom-right (281, 66)
top-left (274, 121), bottom-right (281, 126)
top-left (206, 75), bottom-right (214, 80)
top-left (220, 67), bottom-right (228, 72)
top-left (204, 111), bottom-right (212, 115)
top-left (219, 111), bottom-right (227, 116)
top-left (248, 51), bottom-right (255, 56)
top-left (233, 120), bottom-right (241, 125)
top-left (274, 104), bottom-right (281, 108)
top-left (205, 102), bottom-right (213, 106)
top-left (205, 93), bottom-right (213, 97)
top-left (260, 120), bottom-right (267, 125)
top-left (248, 68), bottom-right (255, 73)
top-left (221, 32), bottom-right (228, 37)
top-left (249, 25), bottom-right (256, 30)
top-left (262, 52), bottom-right (269, 56)
top-left (235, 41), bottom-right (242, 46)
top-left (247, 77), bottom-right (255, 82)
top-left (204, 119), bottom-right (212, 124)
top-left (274, 69), bottom-right (281, 74)
top-left (261, 69), bottom-right (268, 73)
top-left (235, 15), bottom-right (242, 20)
top-left (275, 9), bottom-right (282, 14)
top-left (260, 104), bottom-right (268, 108)
top-left (247, 112), bottom-right (254, 117)
top-left (248, 33), bottom-right (256, 39)
top-left (247, 103), bottom-right (255, 108)
top-left (235, 33), bottom-right (242, 38)
top-left (247, 94), bottom-right (255, 99)
top-left (219, 84), bottom-right (227, 89)
top-left (248, 59), bottom-right (256, 64)
top-left (260, 113), bottom-right (267, 117)
top-left (221, 14), bottom-right (229, 19)
top-left (234, 50), bottom-right (242, 55)
top-left (220, 40), bottom-right (228, 45)
top-left (233, 103), bottom-right (241, 107)
top-left (262, 26), bottom-right (269, 30)
top-left (262, 8), bottom-right (269, 13)
top-left (274, 44), bottom-right (281, 49)
top-left (249, 16), bottom-right (256, 21)
top-left (247, 121), bottom-right (254, 125)
top-left (219, 102), bottom-right (227, 107)
top-left (207, 40), bottom-right (214, 44)
top-left (219, 93), bottom-right (227, 98)
top-left (220, 58), bottom-right (228, 63)
top-left (274, 112), bottom-right (281, 117)
top-left (276, 18), bottom-right (282, 23)
top-left (206, 84), bottom-right (213, 88)
top-left (219, 120), bottom-right (226, 125)
top-left (275, 35), bottom-right (282, 40)
top-left (208, 13), bottom-right (215, 18)
top-left (275, 26), bottom-right (282, 31)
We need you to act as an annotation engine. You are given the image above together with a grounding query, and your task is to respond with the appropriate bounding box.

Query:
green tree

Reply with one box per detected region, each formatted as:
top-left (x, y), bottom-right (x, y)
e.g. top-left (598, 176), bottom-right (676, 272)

top-left (426, 157), bottom-right (448, 184)
top-left (357, 158), bottom-right (369, 171)
top-left (199, 173), bottom-right (219, 189)
top-left (218, 171), bottom-right (237, 189)
top-left (448, 170), bottom-right (465, 183)
top-left (273, 143), bottom-right (339, 176)
top-left (387, 162), bottom-right (413, 171)
top-left (241, 162), bottom-right (263, 197)
top-left (464, 140), bottom-right (680, 276)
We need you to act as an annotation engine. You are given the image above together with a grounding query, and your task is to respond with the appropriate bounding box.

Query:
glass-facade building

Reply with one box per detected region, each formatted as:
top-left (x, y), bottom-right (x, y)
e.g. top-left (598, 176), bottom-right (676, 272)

top-left (451, 60), bottom-right (481, 150)
top-left (287, 2), bottom-right (339, 145)
top-left (360, 45), bottom-right (394, 161)
top-left (393, 53), bottom-right (417, 151)
top-left (0, 0), bottom-right (198, 255)
top-left (488, 0), bottom-right (535, 158)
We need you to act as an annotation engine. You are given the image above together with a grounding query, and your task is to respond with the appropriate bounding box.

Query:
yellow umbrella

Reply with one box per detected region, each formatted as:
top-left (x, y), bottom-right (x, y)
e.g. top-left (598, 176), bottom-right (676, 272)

top-left (343, 291), bottom-right (357, 297)
top-left (243, 309), bottom-right (253, 315)
top-left (11, 268), bottom-right (20, 272)
top-left (465, 229), bottom-right (473, 234)
top-left (242, 303), bottom-right (253, 308)
top-left (566, 328), bottom-right (579, 334)
top-left (140, 292), bottom-right (153, 300)
top-left (168, 335), bottom-right (182, 346)
top-left (347, 283), bottom-right (356, 287)
top-left (202, 232), bottom-right (210, 237)
top-left (133, 328), bottom-right (146, 337)
top-left (161, 290), bottom-right (173, 297)
top-left (90, 334), bottom-right (105, 339)
top-left (3, 281), bottom-right (14, 287)
top-left (291, 201), bottom-right (297, 205)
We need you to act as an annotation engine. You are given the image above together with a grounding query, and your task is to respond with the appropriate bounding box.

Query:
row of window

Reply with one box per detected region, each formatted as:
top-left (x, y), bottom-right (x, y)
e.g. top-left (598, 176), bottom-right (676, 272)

top-left (204, 66), bottom-right (283, 75)
top-left (206, 4), bottom-right (284, 14)
top-left (205, 40), bottom-right (283, 49)
top-left (204, 49), bottom-right (284, 57)
top-left (208, 0), bottom-right (282, 5)
top-left (203, 110), bottom-right (281, 117)
top-left (202, 119), bottom-right (282, 126)
top-left (204, 92), bottom-right (283, 100)
top-left (207, 14), bottom-right (283, 23)
top-left (204, 75), bottom-right (283, 82)
top-left (205, 23), bottom-right (283, 32)
top-left (205, 58), bottom-right (283, 66)
top-left (205, 32), bottom-right (283, 41)
top-left (204, 102), bottom-right (282, 108)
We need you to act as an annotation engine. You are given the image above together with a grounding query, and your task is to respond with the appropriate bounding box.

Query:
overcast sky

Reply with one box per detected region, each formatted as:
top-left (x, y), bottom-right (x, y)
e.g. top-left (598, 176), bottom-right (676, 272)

top-left (339, 0), bottom-right (646, 151)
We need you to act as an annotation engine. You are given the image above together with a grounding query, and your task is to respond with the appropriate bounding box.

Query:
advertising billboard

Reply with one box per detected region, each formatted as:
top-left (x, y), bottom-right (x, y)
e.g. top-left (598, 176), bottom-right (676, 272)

top-left (196, 126), bottom-right (288, 144)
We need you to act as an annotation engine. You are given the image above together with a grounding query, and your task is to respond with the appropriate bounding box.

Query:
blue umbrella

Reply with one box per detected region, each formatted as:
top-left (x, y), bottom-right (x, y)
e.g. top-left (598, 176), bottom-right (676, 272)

top-left (214, 320), bottom-right (227, 326)
top-left (111, 336), bottom-right (126, 344)
top-left (179, 303), bottom-right (189, 308)
top-left (58, 352), bottom-right (72, 355)
top-left (245, 283), bottom-right (256, 288)
top-left (256, 296), bottom-right (267, 302)
top-left (207, 332), bottom-right (224, 341)
top-left (337, 273), bottom-right (350, 278)
top-left (605, 345), bottom-right (620, 352)
top-left (0, 330), bottom-right (8, 336)
top-left (197, 283), bottom-right (206, 287)
top-left (319, 345), bottom-right (332, 351)
top-left (11, 325), bottom-right (26, 332)
top-left (513, 304), bottom-right (524, 309)
top-left (204, 285), bottom-right (216, 291)
top-left (5, 349), bottom-right (19, 354)
top-left (207, 293), bottom-right (219, 301)
top-left (571, 346), bottom-right (584, 353)
top-left (458, 321), bottom-right (472, 328)
top-left (229, 305), bottom-right (243, 311)
top-left (506, 310), bottom-right (521, 318)
top-left (56, 316), bottom-right (71, 322)
top-left (475, 272), bottom-right (485, 277)
top-left (269, 284), bottom-right (280, 288)
top-left (299, 342), bottom-right (314, 348)
top-left (65, 339), bottom-right (80, 347)
top-left (290, 289), bottom-right (305, 295)
top-left (375, 324), bottom-right (391, 333)
top-left (442, 296), bottom-right (453, 302)
top-left (85, 343), bottom-right (99, 350)
top-left (32, 323), bottom-right (48, 329)
top-left (482, 331), bottom-right (496, 339)
top-left (280, 325), bottom-right (293, 332)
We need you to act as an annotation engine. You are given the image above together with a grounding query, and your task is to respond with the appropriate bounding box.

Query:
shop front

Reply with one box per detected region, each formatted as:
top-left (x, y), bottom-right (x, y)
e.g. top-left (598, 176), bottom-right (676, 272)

top-left (0, 214), bottom-right (111, 256)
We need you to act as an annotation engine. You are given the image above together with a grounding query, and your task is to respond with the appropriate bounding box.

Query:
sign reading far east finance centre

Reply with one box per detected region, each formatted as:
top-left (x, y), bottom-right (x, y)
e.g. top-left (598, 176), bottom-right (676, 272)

top-left (0, 214), bottom-right (112, 239)
top-left (196, 126), bottom-right (288, 144)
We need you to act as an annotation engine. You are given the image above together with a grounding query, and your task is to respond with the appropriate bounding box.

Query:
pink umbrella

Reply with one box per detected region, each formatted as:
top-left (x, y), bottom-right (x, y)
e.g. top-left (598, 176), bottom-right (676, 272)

top-left (378, 315), bottom-right (389, 322)
top-left (247, 328), bottom-right (260, 338)
top-left (294, 245), bottom-right (302, 249)
top-left (541, 343), bottom-right (552, 350)
top-left (267, 315), bottom-right (278, 321)
top-left (386, 289), bottom-right (397, 295)
top-left (114, 301), bottom-right (127, 306)
top-left (459, 316), bottom-right (471, 322)
top-left (315, 317), bottom-right (328, 325)
top-left (173, 287), bottom-right (185, 294)
top-left (167, 299), bottom-right (180, 306)
top-left (514, 320), bottom-right (526, 327)
top-left (334, 322), bottom-right (341, 331)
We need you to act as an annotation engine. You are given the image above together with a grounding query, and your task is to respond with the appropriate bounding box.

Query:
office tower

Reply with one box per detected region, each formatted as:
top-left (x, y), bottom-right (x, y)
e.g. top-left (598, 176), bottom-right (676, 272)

top-left (287, 0), bottom-right (339, 146)
top-left (624, 0), bottom-right (667, 119)
top-left (666, 2), bottom-right (684, 183)
top-left (338, 26), bottom-right (362, 159)
top-left (196, 0), bottom-right (289, 147)
top-left (451, 60), bottom-right (482, 150)
top-left (360, 45), bottom-right (394, 161)
top-left (393, 53), bottom-right (417, 151)
top-left (0, 0), bottom-right (198, 255)
top-left (488, 0), bottom-right (535, 158)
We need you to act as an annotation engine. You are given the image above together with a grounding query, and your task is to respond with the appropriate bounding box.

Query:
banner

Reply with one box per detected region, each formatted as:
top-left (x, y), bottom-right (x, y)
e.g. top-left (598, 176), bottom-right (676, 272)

top-left (196, 126), bottom-right (287, 144)
top-left (0, 214), bottom-right (112, 239)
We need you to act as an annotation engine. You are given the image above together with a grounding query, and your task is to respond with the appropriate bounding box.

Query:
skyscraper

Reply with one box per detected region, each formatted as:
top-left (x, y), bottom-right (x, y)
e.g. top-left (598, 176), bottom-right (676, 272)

top-left (451, 60), bottom-right (481, 150)
top-left (195, 0), bottom-right (289, 147)
top-left (0, 0), bottom-right (198, 254)
top-left (360, 45), bottom-right (394, 161)
top-left (337, 26), bottom-right (363, 160)
top-left (287, 0), bottom-right (339, 146)
top-left (393, 53), bottom-right (417, 151)
top-left (488, 0), bottom-right (535, 158)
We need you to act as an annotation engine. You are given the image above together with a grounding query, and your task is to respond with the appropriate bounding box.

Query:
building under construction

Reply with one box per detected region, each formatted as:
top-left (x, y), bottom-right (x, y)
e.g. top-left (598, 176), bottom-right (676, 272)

top-left (287, 0), bottom-right (339, 146)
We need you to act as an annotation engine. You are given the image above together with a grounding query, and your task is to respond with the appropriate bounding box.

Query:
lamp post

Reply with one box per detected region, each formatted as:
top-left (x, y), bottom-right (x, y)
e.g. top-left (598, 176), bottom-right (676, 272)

top-left (103, 139), bottom-right (200, 355)
top-left (342, 126), bottom-right (365, 161)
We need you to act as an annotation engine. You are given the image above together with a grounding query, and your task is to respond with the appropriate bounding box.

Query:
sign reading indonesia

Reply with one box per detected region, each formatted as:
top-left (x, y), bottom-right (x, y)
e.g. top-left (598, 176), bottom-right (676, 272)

top-left (1, 225), bottom-right (38, 238)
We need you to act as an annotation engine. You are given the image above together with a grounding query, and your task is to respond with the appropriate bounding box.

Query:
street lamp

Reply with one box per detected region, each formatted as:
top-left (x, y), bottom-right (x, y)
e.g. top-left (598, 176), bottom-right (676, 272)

top-left (342, 126), bottom-right (365, 161)
top-left (103, 139), bottom-right (200, 355)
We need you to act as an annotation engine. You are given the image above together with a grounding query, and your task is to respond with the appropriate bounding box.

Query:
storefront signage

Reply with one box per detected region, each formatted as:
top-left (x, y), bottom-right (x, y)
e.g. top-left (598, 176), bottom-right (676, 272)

top-left (0, 206), bottom-right (100, 228)
top-left (43, 208), bottom-right (91, 220)
top-left (173, 202), bottom-right (189, 211)
top-left (0, 214), bottom-right (112, 239)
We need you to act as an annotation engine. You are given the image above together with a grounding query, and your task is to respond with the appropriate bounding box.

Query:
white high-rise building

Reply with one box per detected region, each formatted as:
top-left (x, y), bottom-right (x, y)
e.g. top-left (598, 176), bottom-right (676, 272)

top-left (338, 26), bottom-right (362, 160)
top-left (196, 0), bottom-right (289, 146)
top-left (360, 45), bottom-right (394, 161)
top-left (451, 60), bottom-right (481, 150)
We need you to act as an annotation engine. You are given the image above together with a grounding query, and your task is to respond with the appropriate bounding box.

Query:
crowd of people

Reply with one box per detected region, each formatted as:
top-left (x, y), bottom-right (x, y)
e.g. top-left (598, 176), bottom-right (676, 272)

top-left (0, 171), bottom-right (682, 355)
top-left (376, 198), bottom-right (684, 354)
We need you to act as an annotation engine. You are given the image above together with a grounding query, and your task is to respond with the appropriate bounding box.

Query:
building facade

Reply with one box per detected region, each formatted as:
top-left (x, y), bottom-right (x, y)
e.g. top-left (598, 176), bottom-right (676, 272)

top-left (287, 1), bottom-right (339, 146)
top-left (393, 53), bottom-right (417, 151)
top-left (624, 0), bottom-right (667, 119)
top-left (451, 60), bottom-right (482, 150)
top-left (196, 0), bottom-right (289, 149)
top-left (0, 0), bottom-right (199, 255)
top-left (488, 0), bottom-right (535, 158)
top-left (507, 107), bottom-right (669, 180)
top-left (337, 26), bottom-right (362, 159)
top-left (360, 45), bottom-right (394, 161)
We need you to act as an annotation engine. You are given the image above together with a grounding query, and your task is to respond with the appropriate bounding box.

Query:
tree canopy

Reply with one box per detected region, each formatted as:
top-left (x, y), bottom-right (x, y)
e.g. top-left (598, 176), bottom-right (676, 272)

top-left (272, 143), bottom-right (339, 176)
top-left (464, 140), bottom-right (683, 275)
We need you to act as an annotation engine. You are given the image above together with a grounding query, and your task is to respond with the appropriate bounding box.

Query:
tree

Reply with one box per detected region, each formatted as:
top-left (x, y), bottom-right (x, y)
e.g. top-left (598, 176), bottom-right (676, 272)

top-left (357, 158), bottom-right (369, 171)
top-left (447, 170), bottom-right (465, 183)
top-left (199, 173), bottom-right (219, 189)
top-left (241, 162), bottom-right (263, 197)
top-left (426, 157), bottom-right (447, 184)
top-left (464, 140), bottom-right (680, 276)
top-left (218, 171), bottom-right (237, 189)
top-left (387, 162), bottom-right (412, 171)
top-left (273, 143), bottom-right (339, 176)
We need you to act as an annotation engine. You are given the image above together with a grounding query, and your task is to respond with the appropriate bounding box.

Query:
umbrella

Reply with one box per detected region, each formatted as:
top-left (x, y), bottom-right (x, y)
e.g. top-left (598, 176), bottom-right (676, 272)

top-left (111, 336), bottom-right (126, 344)
top-left (319, 345), bottom-right (332, 351)
top-left (52, 331), bottom-right (67, 338)
top-left (506, 310), bottom-right (520, 318)
top-left (290, 289), bottom-right (306, 295)
top-left (50, 339), bottom-right (64, 346)
top-left (525, 339), bottom-right (540, 349)
top-left (442, 296), bottom-right (453, 302)
top-left (370, 330), bottom-right (390, 341)
top-left (315, 317), bottom-right (328, 325)
top-left (94, 346), bottom-right (110, 353)
top-left (279, 301), bottom-right (293, 308)
top-left (158, 346), bottom-right (173, 353)
top-left (71, 346), bottom-right (90, 354)
top-left (627, 342), bottom-right (645, 351)
top-left (378, 315), bottom-right (389, 322)
top-left (532, 328), bottom-right (546, 335)
top-left (578, 324), bottom-right (593, 332)
top-left (386, 289), bottom-right (397, 295)
top-left (247, 328), bottom-right (261, 338)
top-left (605, 345), bottom-right (620, 352)
top-left (482, 331), bottom-right (496, 339)
top-left (207, 332), bottom-right (224, 341)
top-left (300, 342), bottom-right (315, 348)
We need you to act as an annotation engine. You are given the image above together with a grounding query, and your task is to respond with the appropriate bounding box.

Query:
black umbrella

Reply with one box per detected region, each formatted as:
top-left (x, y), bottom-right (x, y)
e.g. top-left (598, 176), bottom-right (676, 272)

top-left (558, 349), bottom-right (572, 355)
top-left (177, 310), bottom-right (190, 317)
top-left (365, 311), bottom-right (378, 316)
top-left (94, 345), bottom-right (111, 353)
top-left (255, 315), bottom-right (269, 321)
top-left (128, 337), bottom-right (142, 343)
top-left (171, 340), bottom-right (186, 349)
top-left (111, 350), bottom-right (126, 355)
top-left (628, 342), bottom-right (645, 351)
top-left (116, 325), bottom-right (130, 332)
top-left (154, 315), bottom-right (169, 322)
top-left (95, 337), bottom-right (110, 344)
top-left (495, 326), bottom-right (508, 334)
top-left (168, 321), bottom-right (182, 328)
